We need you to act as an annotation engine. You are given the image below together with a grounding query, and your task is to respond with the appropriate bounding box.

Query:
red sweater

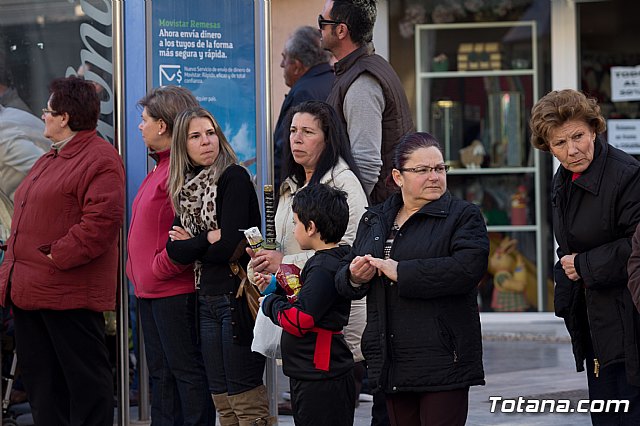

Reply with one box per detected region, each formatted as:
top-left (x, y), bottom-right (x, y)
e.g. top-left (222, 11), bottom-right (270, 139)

top-left (126, 149), bottom-right (194, 298)
top-left (0, 130), bottom-right (124, 311)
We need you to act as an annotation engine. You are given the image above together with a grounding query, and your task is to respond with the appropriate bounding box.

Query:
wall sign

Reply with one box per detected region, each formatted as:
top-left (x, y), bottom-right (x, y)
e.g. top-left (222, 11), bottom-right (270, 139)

top-left (151, 0), bottom-right (256, 170)
top-left (611, 66), bottom-right (640, 102)
top-left (608, 119), bottom-right (640, 154)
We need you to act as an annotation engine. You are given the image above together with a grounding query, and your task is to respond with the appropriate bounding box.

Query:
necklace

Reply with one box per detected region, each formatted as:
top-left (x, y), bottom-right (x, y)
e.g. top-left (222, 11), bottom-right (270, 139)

top-left (393, 209), bottom-right (402, 231)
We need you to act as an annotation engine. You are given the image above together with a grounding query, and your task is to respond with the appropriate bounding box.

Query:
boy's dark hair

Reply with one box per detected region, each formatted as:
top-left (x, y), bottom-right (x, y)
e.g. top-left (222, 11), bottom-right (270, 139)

top-left (292, 184), bottom-right (349, 244)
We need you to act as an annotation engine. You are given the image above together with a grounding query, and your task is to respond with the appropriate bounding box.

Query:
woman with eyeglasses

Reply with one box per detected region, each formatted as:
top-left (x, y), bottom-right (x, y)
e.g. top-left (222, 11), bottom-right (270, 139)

top-left (0, 76), bottom-right (124, 426)
top-left (336, 132), bottom-right (489, 426)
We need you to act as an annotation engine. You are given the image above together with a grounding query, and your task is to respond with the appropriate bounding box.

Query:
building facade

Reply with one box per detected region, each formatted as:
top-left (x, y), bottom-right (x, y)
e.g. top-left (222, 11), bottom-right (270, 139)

top-left (0, 0), bottom-right (638, 422)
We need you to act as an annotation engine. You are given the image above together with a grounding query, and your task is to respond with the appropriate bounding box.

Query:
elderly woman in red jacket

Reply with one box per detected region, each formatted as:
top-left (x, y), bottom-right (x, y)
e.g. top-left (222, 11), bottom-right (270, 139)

top-left (0, 76), bottom-right (125, 426)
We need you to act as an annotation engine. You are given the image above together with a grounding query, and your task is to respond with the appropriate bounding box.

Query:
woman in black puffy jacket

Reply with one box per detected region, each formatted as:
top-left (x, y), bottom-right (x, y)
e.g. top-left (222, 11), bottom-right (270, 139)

top-left (336, 132), bottom-right (489, 426)
top-left (530, 89), bottom-right (640, 426)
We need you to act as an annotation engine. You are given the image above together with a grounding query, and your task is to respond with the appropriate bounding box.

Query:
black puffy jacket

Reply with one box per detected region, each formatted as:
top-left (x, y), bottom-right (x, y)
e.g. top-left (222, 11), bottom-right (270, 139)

top-left (552, 139), bottom-right (640, 384)
top-left (335, 192), bottom-right (489, 393)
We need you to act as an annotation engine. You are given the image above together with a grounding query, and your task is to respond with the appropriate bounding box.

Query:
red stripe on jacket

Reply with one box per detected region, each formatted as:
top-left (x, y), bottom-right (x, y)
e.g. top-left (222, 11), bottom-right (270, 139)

top-left (277, 307), bottom-right (342, 371)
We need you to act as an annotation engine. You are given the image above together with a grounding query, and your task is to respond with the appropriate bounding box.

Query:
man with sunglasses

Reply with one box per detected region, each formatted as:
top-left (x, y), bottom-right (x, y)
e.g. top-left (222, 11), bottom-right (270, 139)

top-left (320, 0), bottom-right (414, 206)
top-left (0, 46), bottom-right (32, 115)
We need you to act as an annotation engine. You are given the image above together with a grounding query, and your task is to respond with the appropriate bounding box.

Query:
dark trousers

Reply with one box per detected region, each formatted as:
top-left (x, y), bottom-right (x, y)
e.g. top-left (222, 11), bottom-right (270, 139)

top-left (385, 388), bottom-right (469, 426)
top-left (12, 306), bottom-right (114, 426)
top-left (372, 389), bottom-right (391, 426)
top-left (586, 356), bottom-right (640, 425)
top-left (199, 294), bottom-right (265, 395)
top-left (290, 369), bottom-right (355, 426)
top-left (138, 294), bottom-right (215, 426)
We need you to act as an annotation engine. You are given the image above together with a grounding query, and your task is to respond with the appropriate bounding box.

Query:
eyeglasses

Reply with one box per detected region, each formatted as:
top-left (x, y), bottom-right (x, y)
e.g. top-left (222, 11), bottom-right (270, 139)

top-left (399, 165), bottom-right (450, 175)
top-left (318, 14), bottom-right (343, 29)
top-left (42, 108), bottom-right (59, 116)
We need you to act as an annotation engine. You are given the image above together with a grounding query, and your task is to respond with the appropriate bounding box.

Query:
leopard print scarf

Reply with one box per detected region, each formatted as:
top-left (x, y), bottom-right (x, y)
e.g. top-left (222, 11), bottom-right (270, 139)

top-left (178, 165), bottom-right (218, 289)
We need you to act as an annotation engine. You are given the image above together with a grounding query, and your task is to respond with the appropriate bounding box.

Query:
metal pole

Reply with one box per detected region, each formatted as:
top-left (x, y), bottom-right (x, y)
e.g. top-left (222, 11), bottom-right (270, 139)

top-left (254, 0), bottom-right (277, 422)
top-left (136, 302), bottom-right (150, 421)
top-left (113, 1), bottom-right (130, 424)
top-left (549, 0), bottom-right (579, 308)
top-left (255, 0), bottom-right (274, 188)
top-left (135, 2), bottom-right (155, 421)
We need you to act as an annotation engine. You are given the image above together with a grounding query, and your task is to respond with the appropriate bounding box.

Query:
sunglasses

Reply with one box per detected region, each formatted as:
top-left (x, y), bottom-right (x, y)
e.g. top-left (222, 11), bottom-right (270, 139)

top-left (318, 14), bottom-right (344, 29)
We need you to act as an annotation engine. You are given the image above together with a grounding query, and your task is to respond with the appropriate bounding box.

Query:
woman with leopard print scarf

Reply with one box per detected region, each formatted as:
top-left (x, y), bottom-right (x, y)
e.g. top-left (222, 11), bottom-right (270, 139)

top-left (166, 107), bottom-right (274, 425)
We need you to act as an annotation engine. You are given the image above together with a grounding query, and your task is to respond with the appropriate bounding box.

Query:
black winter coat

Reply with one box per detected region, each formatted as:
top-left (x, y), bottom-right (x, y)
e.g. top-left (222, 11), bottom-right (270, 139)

top-left (335, 192), bottom-right (489, 393)
top-left (262, 246), bottom-right (354, 380)
top-left (552, 140), bottom-right (640, 384)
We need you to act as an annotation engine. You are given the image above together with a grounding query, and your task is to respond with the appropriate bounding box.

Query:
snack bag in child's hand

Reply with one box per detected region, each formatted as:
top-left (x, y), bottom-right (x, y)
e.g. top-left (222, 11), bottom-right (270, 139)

top-left (244, 227), bottom-right (264, 252)
top-left (275, 264), bottom-right (302, 302)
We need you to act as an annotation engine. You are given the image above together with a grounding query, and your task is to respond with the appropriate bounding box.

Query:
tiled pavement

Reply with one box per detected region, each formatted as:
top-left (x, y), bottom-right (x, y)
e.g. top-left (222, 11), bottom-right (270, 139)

top-left (277, 312), bottom-right (592, 426)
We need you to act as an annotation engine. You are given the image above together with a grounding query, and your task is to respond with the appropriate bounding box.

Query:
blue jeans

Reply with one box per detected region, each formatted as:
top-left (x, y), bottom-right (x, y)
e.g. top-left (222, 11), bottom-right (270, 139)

top-left (138, 293), bottom-right (215, 426)
top-left (199, 294), bottom-right (265, 395)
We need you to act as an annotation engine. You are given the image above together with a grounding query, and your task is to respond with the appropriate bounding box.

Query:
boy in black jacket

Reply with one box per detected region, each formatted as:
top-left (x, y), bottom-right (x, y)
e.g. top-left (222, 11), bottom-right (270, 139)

top-left (259, 184), bottom-right (355, 426)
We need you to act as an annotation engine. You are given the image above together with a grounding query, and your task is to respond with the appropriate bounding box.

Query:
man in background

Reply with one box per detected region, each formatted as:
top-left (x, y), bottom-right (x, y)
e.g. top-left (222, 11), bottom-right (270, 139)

top-left (0, 47), bottom-right (32, 114)
top-left (0, 104), bottom-right (49, 242)
top-left (321, 0), bottom-right (414, 205)
top-left (273, 25), bottom-right (334, 190)
top-left (319, 2), bottom-right (413, 424)
top-left (0, 102), bottom-right (49, 406)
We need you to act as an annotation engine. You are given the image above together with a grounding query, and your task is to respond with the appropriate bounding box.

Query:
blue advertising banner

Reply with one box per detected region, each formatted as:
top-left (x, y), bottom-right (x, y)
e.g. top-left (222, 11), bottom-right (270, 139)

top-left (151, 0), bottom-right (256, 170)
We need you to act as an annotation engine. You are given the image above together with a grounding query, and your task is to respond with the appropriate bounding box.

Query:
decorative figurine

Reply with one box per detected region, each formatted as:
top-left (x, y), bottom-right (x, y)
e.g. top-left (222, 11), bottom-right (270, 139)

top-left (459, 139), bottom-right (485, 169)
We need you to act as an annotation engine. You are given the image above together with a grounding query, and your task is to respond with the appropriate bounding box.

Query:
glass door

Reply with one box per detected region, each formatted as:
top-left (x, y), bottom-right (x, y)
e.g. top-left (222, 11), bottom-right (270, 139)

top-left (578, 0), bottom-right (640, 152)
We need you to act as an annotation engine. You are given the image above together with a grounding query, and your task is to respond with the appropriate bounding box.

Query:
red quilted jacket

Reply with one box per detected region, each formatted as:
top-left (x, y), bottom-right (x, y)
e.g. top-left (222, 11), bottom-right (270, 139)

top-left (0, 130), bottom-right (125, 311)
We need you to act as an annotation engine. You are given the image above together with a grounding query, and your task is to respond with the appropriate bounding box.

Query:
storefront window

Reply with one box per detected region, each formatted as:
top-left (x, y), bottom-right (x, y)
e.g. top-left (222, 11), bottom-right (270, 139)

top-left (579, 0), bottom-right (640, 154)
top-left (388, 0), bottom-right (554, 312)
top-left (0, 1), bottom-right (117, 421)
top-left (0, 0), bottom-right (113, 142)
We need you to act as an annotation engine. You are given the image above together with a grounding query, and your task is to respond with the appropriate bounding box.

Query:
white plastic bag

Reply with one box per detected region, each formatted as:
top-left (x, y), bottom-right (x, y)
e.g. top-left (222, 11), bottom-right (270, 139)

top-left (251, 307), bottom-right (282, 358)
